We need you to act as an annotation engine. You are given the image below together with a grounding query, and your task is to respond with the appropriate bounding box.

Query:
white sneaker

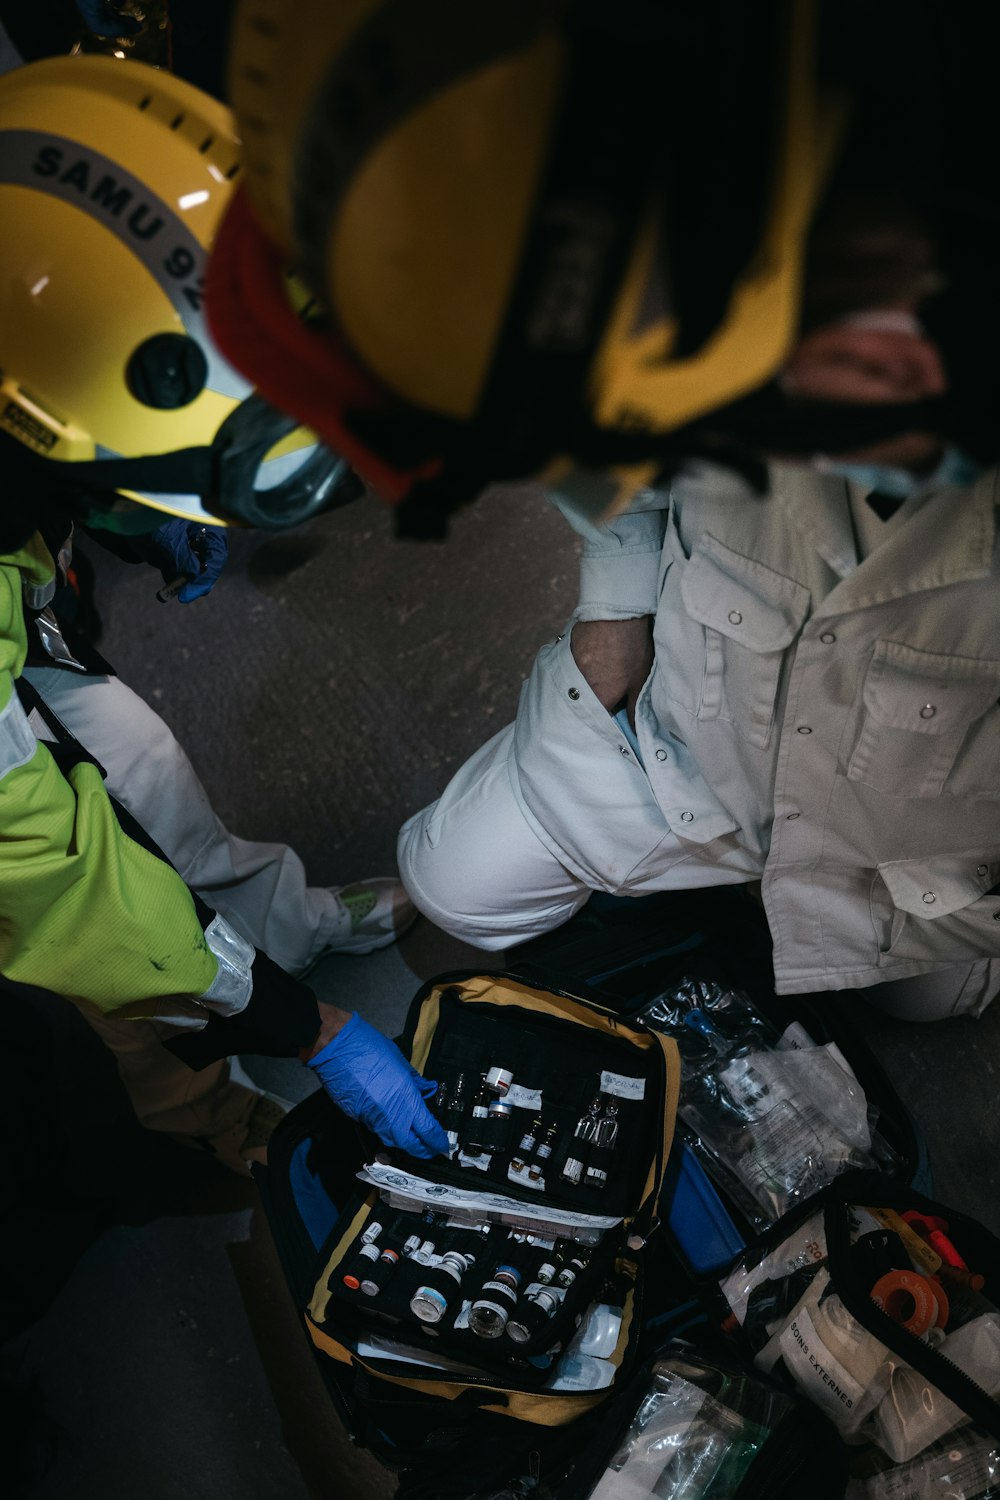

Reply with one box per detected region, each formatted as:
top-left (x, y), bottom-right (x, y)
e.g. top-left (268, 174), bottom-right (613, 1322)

top-left (322, 877), bottom-right (418, 957)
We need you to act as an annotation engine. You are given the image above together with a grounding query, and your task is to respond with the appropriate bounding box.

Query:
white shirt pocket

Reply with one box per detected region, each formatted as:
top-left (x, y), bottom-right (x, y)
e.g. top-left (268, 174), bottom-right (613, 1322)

top-left (873, 850), bottom-right (1000, 964)
top-left (848, 640), bottom-right (1000, 798)
top-left (656, 533), bottom-right (810, 748)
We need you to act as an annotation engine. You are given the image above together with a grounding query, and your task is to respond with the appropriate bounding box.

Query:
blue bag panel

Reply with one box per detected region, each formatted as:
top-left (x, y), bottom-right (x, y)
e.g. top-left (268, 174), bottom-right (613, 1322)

top-left (662, 1141), bottom-right (747, 1274)
top-left (289, 1136), bottom-right (342, 1251)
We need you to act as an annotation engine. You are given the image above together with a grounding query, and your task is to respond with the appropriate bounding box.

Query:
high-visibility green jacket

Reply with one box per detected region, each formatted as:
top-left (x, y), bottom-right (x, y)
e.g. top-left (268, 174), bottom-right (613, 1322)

top-left (0, 533), bottom-right (219, 1014)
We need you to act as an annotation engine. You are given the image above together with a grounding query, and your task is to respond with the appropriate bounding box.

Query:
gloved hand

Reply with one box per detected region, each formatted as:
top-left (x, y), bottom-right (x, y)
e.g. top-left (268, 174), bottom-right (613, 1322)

top-left (306, 1013), bottom-right (450, 1159)
top-left (146, 520), bottom-right (229, 602)
top-left (74, 1), bottom-right (144, 36)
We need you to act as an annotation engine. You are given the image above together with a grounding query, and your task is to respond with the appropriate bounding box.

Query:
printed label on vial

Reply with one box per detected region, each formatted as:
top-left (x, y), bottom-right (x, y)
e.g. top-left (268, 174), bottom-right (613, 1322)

top-left (600, 1070), bottom-right (646, 1101)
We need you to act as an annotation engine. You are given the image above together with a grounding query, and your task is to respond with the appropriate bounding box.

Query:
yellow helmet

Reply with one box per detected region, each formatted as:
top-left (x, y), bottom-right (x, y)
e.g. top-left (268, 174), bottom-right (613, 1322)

top-left (208, 0), bottom-right (849, 530)
top-left (0, 54), bottom-right (356, 530)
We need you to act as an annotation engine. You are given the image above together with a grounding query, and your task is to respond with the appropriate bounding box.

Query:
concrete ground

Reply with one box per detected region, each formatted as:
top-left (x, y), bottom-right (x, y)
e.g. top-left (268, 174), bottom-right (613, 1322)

top-left (6, 485), bottom-right (1000, 1498)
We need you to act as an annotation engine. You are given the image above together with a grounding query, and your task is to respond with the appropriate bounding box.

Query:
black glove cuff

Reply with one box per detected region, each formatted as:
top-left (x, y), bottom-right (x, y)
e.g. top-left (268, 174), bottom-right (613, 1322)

top-left (163, 950), bottom-right (321, 1069)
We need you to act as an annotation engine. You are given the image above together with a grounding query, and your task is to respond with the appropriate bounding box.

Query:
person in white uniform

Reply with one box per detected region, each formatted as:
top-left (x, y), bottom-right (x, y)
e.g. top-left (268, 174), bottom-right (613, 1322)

top-left (400, 458), bottom-right (1000, 1023)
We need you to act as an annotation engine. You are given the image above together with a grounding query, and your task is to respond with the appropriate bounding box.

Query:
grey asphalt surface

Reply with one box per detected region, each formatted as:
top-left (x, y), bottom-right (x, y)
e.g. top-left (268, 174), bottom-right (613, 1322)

top-left (6, 483), bottom-right (999, 1498)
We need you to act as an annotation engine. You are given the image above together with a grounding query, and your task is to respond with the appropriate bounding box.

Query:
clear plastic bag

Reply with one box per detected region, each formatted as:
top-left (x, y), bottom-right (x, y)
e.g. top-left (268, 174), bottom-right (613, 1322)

top-left (586, 1358), bottom-right (776, 1500)
top-left (720, 1207), bottom-right (1000, 1467)
top-left (637, 978), bottom-right (891, 1223)
top-left (852, 1430), bottom-right (1000, 1499)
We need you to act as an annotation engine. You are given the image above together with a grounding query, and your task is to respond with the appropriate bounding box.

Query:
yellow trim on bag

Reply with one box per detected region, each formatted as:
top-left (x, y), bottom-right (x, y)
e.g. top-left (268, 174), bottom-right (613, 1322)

top-left (308, 1197), bottom-right (374, 1324)
top-left (304, 1285), bottom-right (638, 1427)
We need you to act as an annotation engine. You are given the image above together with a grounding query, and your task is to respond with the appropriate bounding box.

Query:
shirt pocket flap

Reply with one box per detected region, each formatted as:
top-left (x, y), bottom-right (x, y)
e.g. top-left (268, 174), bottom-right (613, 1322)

top-left (863, 641), bottom-right (1000, 735)
top-left (680, 538), bottom-right (810, 653)
top-left (878, 851), bottom-right (1000, 919)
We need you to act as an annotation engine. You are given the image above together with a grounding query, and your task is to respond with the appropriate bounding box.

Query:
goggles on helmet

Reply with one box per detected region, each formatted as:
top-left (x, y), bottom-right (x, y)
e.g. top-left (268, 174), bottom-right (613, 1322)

top-left (0, 54), bottom-right (360, 532)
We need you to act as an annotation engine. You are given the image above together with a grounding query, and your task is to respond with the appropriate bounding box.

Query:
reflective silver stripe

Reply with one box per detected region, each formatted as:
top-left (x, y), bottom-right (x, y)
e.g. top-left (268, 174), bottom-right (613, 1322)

top-left (198, 914), bottom-right (254, 1015)
top-left (32, 607), bottom-right (87, 671)
top-left (150, 1001), bottom-right (209, 1033)
top-left (24, 576), bottom-right (56, 610)
top-left (0, 129), bottom-right (245, 400)
top-left (0, 687), bottom-right (38, 777)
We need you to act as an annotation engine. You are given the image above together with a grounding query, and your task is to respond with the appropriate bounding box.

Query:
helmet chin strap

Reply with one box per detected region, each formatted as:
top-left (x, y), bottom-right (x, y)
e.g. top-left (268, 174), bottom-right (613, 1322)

top-left (0, 418), bottom-right (363, 534)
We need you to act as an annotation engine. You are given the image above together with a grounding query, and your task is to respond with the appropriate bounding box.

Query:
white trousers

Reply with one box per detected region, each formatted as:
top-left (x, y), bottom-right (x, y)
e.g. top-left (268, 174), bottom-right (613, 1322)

top-left (398, 724), bottom-right (999, 1023)
top-left (24, 667), bottom-right (344, 1138)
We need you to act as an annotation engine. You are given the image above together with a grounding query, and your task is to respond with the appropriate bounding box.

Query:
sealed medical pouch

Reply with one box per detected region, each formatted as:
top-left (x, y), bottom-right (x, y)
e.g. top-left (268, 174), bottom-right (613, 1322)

top-left (510, 889), bottom-right (927, 1277)
top-left (552, 1342), bottom-right (849, 1500)
top-left (644, 979), bottom-right (924, 1276)
top-left (303, 972), bottom-right (680, 1430)
top-left (717, 1172), bottom-right (1000, 1488)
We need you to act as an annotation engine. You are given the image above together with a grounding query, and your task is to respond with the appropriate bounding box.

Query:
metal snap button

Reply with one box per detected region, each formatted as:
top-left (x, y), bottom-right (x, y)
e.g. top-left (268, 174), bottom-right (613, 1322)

top-left (978, 864), bottom-right (989, 877)
top-left (922, 892), bottom-right (936, 904)
top-left (680, 811), bottom-right (694, 823)
top-left (568, 687), bottom-right (580, 700)
top-left (555, 634), bottom-right (564, 642)
top-left (655, 749), bottom-right (668, 761)
top-left (619, 744), bottom-right (630, 756)
top-left (728, 609), bottom-right (742, 625)
top-left (819, 631), bottom-right (836, 644)
top-left (919, 704), bottom-right (936, 719)
top-left (796, 726), bottom-right (813, 735)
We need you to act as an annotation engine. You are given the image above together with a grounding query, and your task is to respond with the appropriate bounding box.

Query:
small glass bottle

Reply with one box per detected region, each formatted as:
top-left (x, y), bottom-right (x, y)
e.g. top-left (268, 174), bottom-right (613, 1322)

top-left (485, 1064), bottom-right (514, 1096)
top-left (506, 1287), bottom-right (560, 1344)
top-left (561, 1096), bottom-right (602, 1186)
top-left (410, 1248), bottom-right (472, 1323)
top-left (585, 1101), bottom-right (619, 1188)
top-left (342, 1235), bottom-right (381, 1291)
top-left (443, 1074), bottom-right (467, 1153)
top-left (556, 1250), bottom-right (590, 1290)
top-left (535, 1123), bottom-right (558, 1162)
top-left (517, 1116), bottom-right (541, 1154)
top-left (449, 1073), bottom-right (468, 1115)
top-left (360, 1244), bottom-right (403, 1297)
top-left (469, 1264), bottom-right (522, 1338)
top-left (465, 1077), bottom-right (493, 1154)
top-left (487, 1095), bottom-right (513, 1152)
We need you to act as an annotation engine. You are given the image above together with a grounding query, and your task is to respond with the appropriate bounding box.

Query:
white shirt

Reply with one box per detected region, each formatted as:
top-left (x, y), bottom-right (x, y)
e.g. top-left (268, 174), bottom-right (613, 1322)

top-left (514, 462), bottom-right (1000, 994)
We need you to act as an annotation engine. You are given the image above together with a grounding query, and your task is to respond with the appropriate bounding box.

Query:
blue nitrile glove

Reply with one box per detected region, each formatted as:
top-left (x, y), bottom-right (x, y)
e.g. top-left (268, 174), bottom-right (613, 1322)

top-left (147, 520), bottom-right (229, 602)
top-left (306, 1013), bottom-right (450, 1159)
top-left (74, 1), bottom-right (144, 36)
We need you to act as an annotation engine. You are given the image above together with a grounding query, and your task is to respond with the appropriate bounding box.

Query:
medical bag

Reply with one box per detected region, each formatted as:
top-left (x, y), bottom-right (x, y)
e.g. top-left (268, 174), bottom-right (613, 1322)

top-left (253, 889), bottom-right (936, 1499)
top-left (302, 975), bottom-right (679, 1420)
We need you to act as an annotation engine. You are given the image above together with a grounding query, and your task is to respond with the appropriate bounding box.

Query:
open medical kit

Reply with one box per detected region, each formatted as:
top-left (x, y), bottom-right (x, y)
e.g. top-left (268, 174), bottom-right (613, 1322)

top-left (254, 890), bottom-right (997, 1499)
top-left (303, 973), bottom-right (680, 1426)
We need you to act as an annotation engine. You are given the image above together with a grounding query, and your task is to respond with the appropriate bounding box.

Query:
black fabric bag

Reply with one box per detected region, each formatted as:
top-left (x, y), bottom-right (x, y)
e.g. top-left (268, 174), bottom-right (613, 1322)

top-left (253, 892), bottom-right (934, 1499)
